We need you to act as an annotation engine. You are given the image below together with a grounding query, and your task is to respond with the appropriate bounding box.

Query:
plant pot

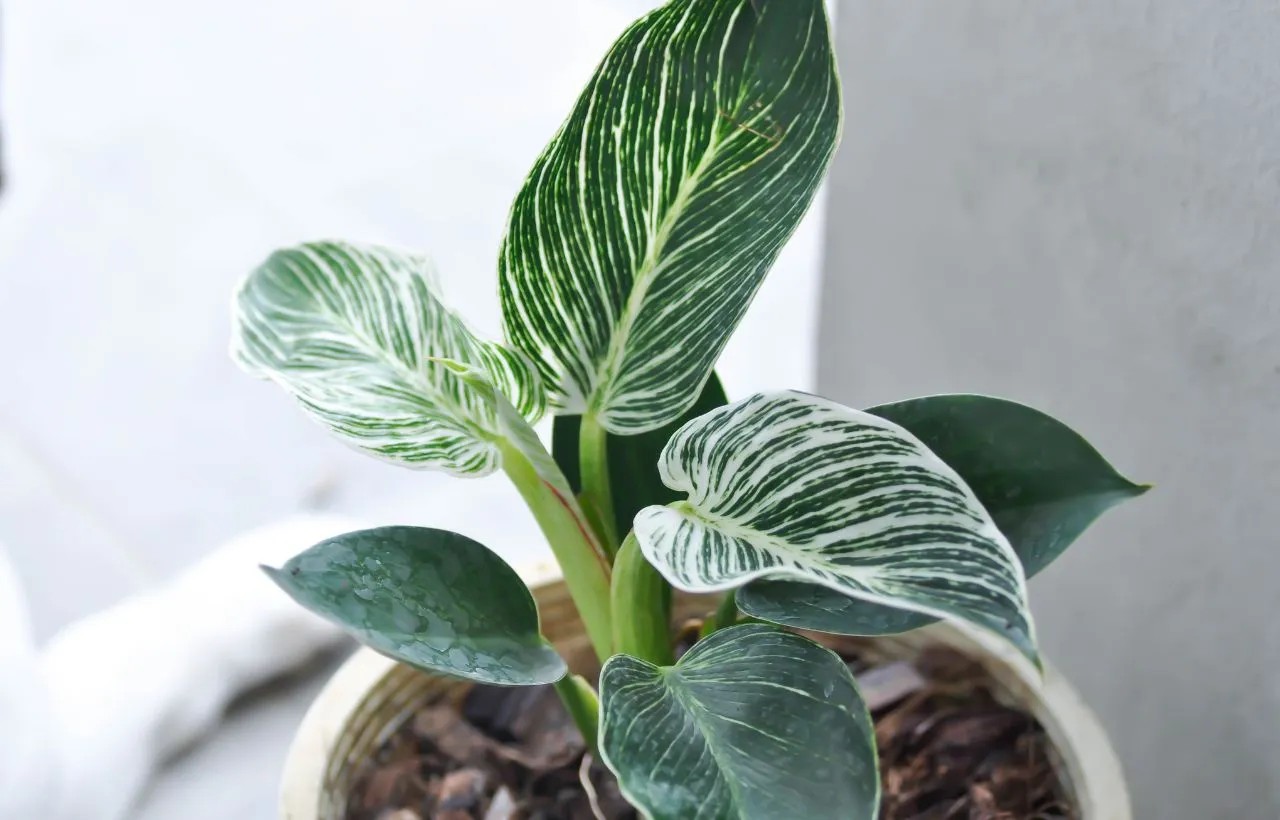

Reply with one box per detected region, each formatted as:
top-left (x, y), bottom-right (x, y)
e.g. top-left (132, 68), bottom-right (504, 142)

top-left (279, 564), bottom-right (1131, 819)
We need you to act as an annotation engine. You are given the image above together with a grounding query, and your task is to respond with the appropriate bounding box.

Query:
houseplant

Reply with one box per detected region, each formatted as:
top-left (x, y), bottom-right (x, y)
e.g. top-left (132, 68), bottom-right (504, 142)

top-left (231, 1), bottom-right (1146, 817)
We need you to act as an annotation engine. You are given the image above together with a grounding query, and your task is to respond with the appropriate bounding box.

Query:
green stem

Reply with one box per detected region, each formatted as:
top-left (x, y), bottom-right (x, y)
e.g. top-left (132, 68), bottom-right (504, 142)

top-left (500, 441), bottom-right (614, 662)
top-left (553, 673), bottom-right (601, 755)
top-left (611, 532), bottom-right (674, 665)
top-left (700, 591), bottom-right (739, 639)
top-left (579, 413), bottom-right (620, 555)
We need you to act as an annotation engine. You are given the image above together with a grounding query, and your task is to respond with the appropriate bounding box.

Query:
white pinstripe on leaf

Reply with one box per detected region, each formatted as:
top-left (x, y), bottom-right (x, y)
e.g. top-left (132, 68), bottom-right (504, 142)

top-left (500, 0), bottom-right (841, 433)
top-left (633, 391), bottom-right (1040, 665)
top-left (598, 624), bottom-right (879, 820)
top-left (232, 241), bottom-right (545, 476)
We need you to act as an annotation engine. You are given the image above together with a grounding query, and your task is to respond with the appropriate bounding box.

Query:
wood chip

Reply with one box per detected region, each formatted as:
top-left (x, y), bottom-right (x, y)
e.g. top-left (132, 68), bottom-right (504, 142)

top-left (436, 768), bottom-right (486, 820)
top-left (414, 707), bottom-right (493, 767)
top-left (344, 642), bottom-right (1072, 820)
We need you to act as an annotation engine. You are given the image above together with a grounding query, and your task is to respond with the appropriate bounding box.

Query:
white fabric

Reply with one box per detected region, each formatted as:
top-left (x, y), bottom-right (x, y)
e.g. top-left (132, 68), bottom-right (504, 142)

top-left (0, 542), bottom-right (52, 819)
top-left (0, 516), bottom-right (358, 820)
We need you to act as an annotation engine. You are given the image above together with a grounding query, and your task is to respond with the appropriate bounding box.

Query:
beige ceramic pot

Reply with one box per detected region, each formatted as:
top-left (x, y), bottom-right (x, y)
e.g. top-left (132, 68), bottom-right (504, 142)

top-left (279, 564), bottom-right (1131, 820)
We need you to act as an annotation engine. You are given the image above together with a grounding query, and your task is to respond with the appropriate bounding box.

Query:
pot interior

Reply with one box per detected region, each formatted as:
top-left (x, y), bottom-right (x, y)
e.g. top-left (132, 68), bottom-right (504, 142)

top-left (314, 585), bottom-right (1082, 819)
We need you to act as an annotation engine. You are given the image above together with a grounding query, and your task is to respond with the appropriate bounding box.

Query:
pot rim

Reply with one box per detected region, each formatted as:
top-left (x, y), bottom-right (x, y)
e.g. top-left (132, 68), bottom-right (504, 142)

top-left (279, 562), bottom-right (1131, 819)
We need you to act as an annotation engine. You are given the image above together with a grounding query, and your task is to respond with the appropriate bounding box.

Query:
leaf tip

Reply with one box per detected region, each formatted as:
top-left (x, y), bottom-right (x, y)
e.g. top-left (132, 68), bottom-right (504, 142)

top-left (260, 563), bottom-right (289, 584)
top-left (260, 563), bottom-right (305, 595)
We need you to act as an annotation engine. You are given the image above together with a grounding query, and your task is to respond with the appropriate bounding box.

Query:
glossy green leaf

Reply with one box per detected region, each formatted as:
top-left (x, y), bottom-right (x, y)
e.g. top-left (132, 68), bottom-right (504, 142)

top-left (232, 241), bottom-right (545, 476)
top-left (500, 0), bottom-right (840, 434)
top-left (599, 624), bottom-right (879, 820)
top-left (737, 582), bottom-right (936, 636)
top-left (553, 373), bottom-right (729, 537)
top-left (738, 395), bottom-right (1147, 637)
top-left (634, 391), bottom-right (1039, 665)
top-left (264, 526), bottom-right (565, 686)
top-left (870, 394), bottom-right (1149, 575)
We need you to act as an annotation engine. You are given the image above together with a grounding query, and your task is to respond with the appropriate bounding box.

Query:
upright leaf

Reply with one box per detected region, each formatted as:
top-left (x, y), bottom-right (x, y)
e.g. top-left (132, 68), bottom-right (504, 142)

top-left (599, 624), bottom-right (879, 820)
top-left (500, 0), bottom-right (840, 433)
top-left (634, 391), bottom-right (1039, 665)
top-left (265, 526), bottom-right (566, 686)
top-left (233, 241), bottom-right (544, 476)
top-left (553, 373), bottom-right (729, 537)
top-left (738, 395), bottom-right (1148, 636)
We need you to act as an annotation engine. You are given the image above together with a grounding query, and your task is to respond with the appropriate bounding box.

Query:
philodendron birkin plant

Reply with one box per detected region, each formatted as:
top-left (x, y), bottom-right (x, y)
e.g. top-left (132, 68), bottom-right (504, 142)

top-left (231, 2), bottom-right (1145, 818)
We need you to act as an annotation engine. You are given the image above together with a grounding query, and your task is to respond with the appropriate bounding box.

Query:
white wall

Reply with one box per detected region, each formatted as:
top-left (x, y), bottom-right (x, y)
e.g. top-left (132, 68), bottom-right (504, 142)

top-left (822, 2), bottom-right (1279, 817)
top-left (0, 0), bottom-right (831, 639)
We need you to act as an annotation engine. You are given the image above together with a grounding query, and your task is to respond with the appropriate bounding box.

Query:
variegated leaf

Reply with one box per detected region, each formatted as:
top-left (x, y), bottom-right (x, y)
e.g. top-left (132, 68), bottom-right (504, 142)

top-left (232, 241), bottom-right (545, 476)
top-left (500, 0), bottom-right (841, 433)
top-left (599, 624), bottom-right (879, 820)
top-left (737, 394), bottom-right (1149, 637)
top-left (431, 357), bottom-right (616, 659)
top-left (633, 391), bottom-right (1039, 664)
top-left (431, 358), bottom-right (578, 502)
top-left (553, 373), bottom-right (729, 537)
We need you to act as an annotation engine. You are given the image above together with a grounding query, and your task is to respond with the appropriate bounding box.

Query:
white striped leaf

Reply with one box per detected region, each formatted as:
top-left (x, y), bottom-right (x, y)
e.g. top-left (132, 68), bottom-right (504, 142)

top-left (598, 624), bottom-right (879, 820)
top-left (737, 394), bottom-right (1149, 637)
top-left (633, 391), bottom-right (1039, 665)
top-left (432, 358), bottom-right (579, 503)
top-left (232, 241), bottom-right (545, 477)
top-left (500, 0), bottom-right (841, 433)
top-left (432, 357), bottom-right (616, 653)
top-left (552, 373), bottom-right (730, 537)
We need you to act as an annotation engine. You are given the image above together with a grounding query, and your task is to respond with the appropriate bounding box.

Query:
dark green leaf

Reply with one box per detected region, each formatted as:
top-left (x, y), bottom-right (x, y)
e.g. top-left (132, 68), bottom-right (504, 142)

top-left (737, 583), bottom-right (938, 636)
top-left (599, 624), bottom-right (879, 820)
top-left (738, 395), bottom-right (1147, 637)
top-left (265, 525), bottom-right (565, 685)
top-left (553, 373), bottom-right (728, 537)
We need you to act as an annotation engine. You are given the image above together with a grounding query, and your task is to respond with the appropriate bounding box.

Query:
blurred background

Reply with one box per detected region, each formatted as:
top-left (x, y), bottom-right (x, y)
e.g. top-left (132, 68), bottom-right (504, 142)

top-left (0, 0), bottom-right (1275, 818)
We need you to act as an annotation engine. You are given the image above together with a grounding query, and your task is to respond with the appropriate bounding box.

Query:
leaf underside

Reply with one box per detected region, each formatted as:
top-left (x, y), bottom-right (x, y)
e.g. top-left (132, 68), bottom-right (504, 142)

top-left (500, 0), bottom-right (841, 434)
top-left (599, 624), bottom-right (879, 820)
top-left (738, 394), bottom-right (1147, 637)
top-left (634, 391), bottom-right (1039, 665)
top-left (232, 241), bottom-right (544, 476)
top-left (265, 526), bottom-right (565, 686)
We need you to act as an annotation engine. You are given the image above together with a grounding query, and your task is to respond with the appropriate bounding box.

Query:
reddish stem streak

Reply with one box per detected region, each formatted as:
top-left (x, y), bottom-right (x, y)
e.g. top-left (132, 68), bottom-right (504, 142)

top-left (543, 479), bottom-right (613, 577)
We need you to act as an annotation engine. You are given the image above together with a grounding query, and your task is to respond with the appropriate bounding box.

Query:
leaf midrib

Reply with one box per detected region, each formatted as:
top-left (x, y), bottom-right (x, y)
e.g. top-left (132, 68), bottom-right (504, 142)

top-left (665, 669), bottom-right (751, 820)
top-left (675, 501), bottom-right (879, 585)
top-left (588, 136), bottom-right (724, 417)
top-left (585, 0), bottom-right (818, 420)
top-left (299, 284), bottom-right (499, 445)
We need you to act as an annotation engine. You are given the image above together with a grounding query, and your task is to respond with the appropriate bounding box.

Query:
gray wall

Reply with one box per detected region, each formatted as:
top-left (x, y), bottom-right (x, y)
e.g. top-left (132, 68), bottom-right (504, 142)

top-left (822, 3), bottom-right (1279, 817)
